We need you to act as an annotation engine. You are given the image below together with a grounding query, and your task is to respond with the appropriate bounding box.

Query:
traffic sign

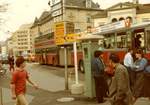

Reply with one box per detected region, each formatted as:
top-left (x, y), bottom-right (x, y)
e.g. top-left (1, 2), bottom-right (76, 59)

top-left (65, 34), bottom-right (79, 43)
top-left (55, 37), bottom-right (65, 45)
top-left (55, 22), bottom-right (65, 36)
top-left (54, 22), bottom-right (65, 45)
top-left (54, 22), bottom-right (75, 45)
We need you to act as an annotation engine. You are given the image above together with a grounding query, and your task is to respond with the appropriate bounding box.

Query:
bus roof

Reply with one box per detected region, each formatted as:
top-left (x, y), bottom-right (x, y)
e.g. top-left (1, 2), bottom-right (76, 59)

top-left (77, 33), bottom-right (104, 40)
top-left (131, 22), bottom-right (150, 30)
top-left (93, 21), bottom-right (150, 35)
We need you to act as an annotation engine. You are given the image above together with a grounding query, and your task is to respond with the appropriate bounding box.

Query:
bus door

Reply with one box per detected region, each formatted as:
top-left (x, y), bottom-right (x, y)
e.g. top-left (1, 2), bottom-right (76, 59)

top-left (145, 26), bottom-right (150, 62)
top-left (132, 28), bottom-right (145, 50)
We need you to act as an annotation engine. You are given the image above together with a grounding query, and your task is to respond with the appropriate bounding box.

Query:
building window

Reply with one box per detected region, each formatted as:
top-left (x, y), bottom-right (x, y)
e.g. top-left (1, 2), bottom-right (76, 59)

top-left (119, 17), bottom-right (125, 21)
top-left (87, 17), bottom-right (91, 23)
top-left (75, 29), bottom-right (81, 33)
top-left (98, 22), bottom-right (105, 26)
top-left (112, 18), bottom-right (117, 23)
top-left (126, 16), bottom-right (133, 23)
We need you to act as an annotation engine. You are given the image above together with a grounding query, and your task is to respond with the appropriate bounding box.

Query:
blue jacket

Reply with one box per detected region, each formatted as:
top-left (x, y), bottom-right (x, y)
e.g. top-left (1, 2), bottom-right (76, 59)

top-left (134, 58), bottom-right (148, 72)
top-left (91, 57), bottom-right (105, 77)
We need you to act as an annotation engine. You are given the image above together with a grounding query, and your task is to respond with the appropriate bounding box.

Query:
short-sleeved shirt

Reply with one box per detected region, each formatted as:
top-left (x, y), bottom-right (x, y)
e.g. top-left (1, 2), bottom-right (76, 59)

top-left (11, 69), bottom-right (29, 95)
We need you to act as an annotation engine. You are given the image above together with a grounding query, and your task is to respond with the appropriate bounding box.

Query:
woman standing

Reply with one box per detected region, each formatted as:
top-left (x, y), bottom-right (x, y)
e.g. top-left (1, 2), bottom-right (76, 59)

top-left (133, 49), bottom-right (148, 101)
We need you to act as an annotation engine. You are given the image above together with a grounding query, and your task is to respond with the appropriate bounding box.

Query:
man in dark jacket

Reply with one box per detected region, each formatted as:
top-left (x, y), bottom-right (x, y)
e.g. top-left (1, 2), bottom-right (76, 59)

top-left (91, 50), bottom-right (108, 103)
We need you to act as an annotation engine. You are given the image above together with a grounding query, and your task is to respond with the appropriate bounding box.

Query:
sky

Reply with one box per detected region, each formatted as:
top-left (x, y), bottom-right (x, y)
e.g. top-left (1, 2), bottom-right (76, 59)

top-left (0, 0), bottom-right (150, 41)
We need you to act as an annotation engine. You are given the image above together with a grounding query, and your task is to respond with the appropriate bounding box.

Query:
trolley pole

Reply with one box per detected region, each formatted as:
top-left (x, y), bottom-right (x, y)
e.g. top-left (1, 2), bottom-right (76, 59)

top-left (64, 46), bottom-right (69, 90)
top-left (0, 87), bottom-right (3, 105)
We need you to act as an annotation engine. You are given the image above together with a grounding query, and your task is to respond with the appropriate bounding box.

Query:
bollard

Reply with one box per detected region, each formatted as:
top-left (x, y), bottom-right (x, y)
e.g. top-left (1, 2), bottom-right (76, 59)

top-left (0, 87), bottom-right (3, 105)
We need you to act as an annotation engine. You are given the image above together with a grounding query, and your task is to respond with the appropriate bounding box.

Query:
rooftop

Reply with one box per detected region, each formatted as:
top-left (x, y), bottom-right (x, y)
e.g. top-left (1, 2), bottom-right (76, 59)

top-left (65, 0), bottom-right (100, 9)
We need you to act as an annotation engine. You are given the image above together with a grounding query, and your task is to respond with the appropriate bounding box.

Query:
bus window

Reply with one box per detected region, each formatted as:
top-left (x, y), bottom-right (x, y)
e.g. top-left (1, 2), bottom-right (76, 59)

top-left (116, 31), bottom-right (130, 48)
top-left (102, 34), bottom-right (115, 49)
top-left (116, 35), bottom-right (126, 48)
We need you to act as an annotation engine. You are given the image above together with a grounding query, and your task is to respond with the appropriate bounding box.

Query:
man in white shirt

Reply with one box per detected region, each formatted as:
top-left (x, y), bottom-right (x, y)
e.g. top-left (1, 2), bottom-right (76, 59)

top-left (124, 48), bottom-right (134, 91)
top-left (124, 48), bottom-right (134, 68)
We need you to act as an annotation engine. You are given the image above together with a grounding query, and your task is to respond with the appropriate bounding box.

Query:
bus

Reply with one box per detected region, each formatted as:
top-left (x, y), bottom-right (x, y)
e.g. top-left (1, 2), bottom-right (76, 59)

top-left (94, 21), bottom-right (150, 64)
top-left (34, 32), bottom-right (84, 72)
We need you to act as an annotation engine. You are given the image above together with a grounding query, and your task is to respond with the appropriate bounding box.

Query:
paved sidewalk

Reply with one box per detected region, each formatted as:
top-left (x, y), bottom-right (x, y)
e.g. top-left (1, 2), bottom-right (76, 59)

top-left (1, 88), bottom-right (34, 105)
top-left (2, 86), bottom-right (150, 105)
top-left (1, 63), bottom-right (150, 105)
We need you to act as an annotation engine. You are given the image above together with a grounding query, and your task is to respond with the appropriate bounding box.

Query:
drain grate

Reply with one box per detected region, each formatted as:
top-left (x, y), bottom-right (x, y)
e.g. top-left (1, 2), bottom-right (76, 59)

top-left (57, 97), bottom-right (74, 102)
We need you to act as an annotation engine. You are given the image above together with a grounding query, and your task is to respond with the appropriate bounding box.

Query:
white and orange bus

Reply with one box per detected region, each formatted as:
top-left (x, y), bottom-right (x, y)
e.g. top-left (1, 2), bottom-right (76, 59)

top-left (34, 32), bottom-right (84, 72)
top-left (94, 21), bottom-right (150, 64)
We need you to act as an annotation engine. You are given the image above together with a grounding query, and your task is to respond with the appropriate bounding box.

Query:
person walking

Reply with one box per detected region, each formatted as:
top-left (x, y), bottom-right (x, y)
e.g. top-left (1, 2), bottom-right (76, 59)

top-left (8, 55), bottom-right (15, 72)
top-left (10, 57), bottom-right (38, 105)
top-left (109, 53), bottom-right (132, 105)
top-left (91, 50), bottom-right (108, 103)
top-left (123, 48), bottom-right (134, 91)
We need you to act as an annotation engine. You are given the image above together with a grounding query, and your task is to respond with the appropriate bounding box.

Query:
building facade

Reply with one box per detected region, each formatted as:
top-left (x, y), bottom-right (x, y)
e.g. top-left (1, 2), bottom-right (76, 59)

top-left (48, 0), bottom-right (102, 32)
top-left (92, 1), bottom-right (150, 27)
top-left (6, 37), bottom-right (14, 55)
top-left (11, 24), bottom-right (32, 57)
top-left (31, 0), bottom-right (102, 65)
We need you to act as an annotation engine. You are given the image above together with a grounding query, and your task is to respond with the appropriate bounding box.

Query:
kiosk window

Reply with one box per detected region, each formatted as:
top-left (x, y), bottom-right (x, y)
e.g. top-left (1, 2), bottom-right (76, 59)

top-left (84, 48), bottom-right (88, 59)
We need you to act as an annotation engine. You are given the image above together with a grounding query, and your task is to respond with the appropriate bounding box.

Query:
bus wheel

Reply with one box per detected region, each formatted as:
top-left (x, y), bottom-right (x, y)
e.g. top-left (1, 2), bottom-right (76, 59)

top-left (78, 60), bottom-right (84, 73)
